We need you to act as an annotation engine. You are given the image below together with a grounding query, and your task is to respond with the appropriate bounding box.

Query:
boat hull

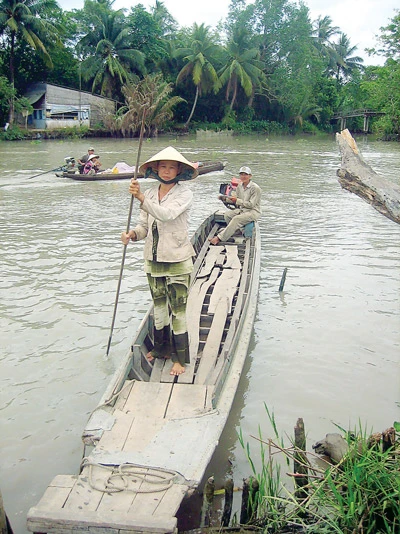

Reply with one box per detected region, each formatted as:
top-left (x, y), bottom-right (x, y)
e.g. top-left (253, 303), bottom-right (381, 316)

top-left (57, 161), bottom-right (225, 181)
top-left (27, 211), bottom-right (260, 534)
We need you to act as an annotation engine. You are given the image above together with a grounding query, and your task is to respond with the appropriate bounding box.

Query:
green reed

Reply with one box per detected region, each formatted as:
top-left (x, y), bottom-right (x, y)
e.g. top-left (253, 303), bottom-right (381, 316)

top-left (238, 408), bottom-right (400, 533)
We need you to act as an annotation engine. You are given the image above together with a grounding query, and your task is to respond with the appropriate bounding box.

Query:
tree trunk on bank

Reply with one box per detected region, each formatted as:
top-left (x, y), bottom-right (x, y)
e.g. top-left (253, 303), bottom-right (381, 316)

top-left (184, 85), bottom-right (199, 130)
top-left (336, 129), bottom-right (400, 224)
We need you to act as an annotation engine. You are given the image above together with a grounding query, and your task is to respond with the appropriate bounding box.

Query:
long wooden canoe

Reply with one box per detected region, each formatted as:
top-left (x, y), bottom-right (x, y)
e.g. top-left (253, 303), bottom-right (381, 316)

top-left (57, 160), bottom-right (225, 181)
top-left (27, 210), bottom-right (261, 534)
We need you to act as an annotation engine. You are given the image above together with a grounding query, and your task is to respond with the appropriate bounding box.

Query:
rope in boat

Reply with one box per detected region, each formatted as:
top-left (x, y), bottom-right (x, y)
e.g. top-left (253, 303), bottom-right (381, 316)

top-left (95, 380), bottom-right (134, 411)
top-left (81, 457), bottom-right (177, 494)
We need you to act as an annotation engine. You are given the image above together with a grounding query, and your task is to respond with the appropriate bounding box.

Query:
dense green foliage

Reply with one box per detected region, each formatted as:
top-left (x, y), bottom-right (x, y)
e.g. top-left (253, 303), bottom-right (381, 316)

top-left (0, 0), bottom-right (398, 138)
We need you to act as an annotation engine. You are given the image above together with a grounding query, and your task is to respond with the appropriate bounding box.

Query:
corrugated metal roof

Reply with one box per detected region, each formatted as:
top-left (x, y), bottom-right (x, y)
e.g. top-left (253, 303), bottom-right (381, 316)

top-left (25, 90), bottom-right (46, 104)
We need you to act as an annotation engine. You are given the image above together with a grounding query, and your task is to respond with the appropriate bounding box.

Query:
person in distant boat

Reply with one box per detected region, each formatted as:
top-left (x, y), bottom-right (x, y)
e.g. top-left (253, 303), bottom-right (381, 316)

top-left (83, 154), bottom-right (101, 175)
top-left (209, 166), bottom-right (261, 245)
top-left (78, 147), bottom-right (95, 173)
top-left (121, 146), bottom-right (198, 377)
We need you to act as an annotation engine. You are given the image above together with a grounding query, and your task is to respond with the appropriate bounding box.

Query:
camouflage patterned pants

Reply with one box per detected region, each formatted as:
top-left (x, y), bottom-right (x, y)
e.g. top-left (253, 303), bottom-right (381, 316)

top-left (147, 274), bottom-right (190, 366)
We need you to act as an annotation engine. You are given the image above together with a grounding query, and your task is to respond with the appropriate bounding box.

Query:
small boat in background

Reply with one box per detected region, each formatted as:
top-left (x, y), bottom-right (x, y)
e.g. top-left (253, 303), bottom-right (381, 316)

top-left (27, 209), bottom-right (260, 534)
top-left (56, 158), bottom-right (226, 181)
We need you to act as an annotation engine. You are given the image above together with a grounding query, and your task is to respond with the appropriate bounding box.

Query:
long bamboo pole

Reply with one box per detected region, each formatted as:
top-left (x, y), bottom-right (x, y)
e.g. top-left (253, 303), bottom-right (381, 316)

top-left (105, 109), bottom-right (147, 357)
top-left (27, 166), bottom-right (64, 179)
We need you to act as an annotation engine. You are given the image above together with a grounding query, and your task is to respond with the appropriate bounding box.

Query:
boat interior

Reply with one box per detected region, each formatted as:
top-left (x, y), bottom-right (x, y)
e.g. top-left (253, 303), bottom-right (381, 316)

top-left (27, 211), bottom-right (258, 534)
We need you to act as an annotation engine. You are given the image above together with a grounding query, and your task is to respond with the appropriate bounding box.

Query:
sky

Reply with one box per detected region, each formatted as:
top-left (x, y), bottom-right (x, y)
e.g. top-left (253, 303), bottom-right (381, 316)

top-left (60, 0), bottom-right (398, 65)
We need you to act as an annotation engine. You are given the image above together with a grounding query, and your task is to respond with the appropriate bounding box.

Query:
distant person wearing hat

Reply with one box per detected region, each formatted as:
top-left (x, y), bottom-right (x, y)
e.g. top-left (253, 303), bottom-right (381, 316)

top-left (209, 166), bottom-right (261, 245)
top-left (83, 154), bottom-right (101, 174)
top-left (78, 147), bottom-right (95, 173)
top-left (121, 146), bottom-right (198, 376)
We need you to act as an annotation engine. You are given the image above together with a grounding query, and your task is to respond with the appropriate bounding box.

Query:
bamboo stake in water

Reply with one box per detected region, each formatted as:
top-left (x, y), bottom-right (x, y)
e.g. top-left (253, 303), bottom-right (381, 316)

top-left (200, 475), bottom-right (215, 528)
top-left (221, 478), bottom-right (234, 527)
top-left (279, 267), bottom-right (288, 291)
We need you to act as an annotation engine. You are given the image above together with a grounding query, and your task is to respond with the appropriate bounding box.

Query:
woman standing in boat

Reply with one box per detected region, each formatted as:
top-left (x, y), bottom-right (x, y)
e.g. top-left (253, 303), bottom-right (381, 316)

top-left (121, 147), bottom-right (198, 376)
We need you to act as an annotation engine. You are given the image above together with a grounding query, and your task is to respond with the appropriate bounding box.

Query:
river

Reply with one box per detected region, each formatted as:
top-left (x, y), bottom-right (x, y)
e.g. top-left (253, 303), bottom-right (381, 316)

top-left (0, 133), bottom-right (399, 533)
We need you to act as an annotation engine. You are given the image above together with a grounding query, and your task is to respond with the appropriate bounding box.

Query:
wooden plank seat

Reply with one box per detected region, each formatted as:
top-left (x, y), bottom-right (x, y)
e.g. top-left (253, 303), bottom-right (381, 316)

top-left (194, 245), bottom-right (241, 385)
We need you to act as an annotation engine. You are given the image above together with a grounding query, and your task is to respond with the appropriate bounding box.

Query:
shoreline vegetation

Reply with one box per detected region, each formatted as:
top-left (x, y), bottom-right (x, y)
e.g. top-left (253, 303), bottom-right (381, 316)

top-left (0, 2), bottom-right (399, 143)
top-left (184, 409), bottom-right (400, 534)
top-left (0, 123), bottom-right (394, 144)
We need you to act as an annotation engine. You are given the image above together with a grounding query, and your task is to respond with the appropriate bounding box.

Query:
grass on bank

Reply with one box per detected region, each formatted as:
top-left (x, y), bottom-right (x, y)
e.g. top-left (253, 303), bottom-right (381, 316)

top-left (238, 405), bottom-right (400, 533)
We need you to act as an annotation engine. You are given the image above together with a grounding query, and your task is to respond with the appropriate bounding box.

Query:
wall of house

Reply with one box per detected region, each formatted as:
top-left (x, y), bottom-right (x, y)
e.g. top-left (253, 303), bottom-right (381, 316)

top-left (24, 83), bottom-right (116, 129)
top-left (45, 118), bottom-right (91, 130)
top-left (45, 85), bottom-right (115, 126)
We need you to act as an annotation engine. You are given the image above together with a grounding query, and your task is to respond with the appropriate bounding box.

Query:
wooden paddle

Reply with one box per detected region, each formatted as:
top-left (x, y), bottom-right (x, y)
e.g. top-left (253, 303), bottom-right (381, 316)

top-left (106, 108), bottom-right (147, 357)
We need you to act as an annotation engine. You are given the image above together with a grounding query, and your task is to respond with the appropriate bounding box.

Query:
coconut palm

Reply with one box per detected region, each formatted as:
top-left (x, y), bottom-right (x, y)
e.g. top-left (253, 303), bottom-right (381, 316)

top-left (150, 0), bottom-right (177, 37)
top-left (219, 26), bottom-right (264, 110)
top-left (0, 0), bottom-right (59, 123)
top-left (313, 15), bottom-right (340, 44)
top-left (175, 23), bottom-right (221, 128)
top-left (332, 33), bottom-right (364, 84)
top-left (290, 98), bottom-right (322, 128)
top-left (312, 15), bottom-right (340, 67)
top-left (78, 3), bottom-right (145, 99)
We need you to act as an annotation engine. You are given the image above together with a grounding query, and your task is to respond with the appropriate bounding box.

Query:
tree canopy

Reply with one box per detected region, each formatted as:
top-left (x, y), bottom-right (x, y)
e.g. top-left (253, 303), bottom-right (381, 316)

top-left (0, 0), bottom-right (398, 138)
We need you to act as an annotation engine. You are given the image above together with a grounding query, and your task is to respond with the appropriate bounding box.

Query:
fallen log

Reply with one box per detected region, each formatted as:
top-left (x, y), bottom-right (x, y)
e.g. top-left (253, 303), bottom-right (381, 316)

top-left (336, 129), bottom-right (400, 224)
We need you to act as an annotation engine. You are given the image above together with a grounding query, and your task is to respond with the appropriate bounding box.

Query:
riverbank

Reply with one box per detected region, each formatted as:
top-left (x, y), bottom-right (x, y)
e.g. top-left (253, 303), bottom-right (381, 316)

top-left (0, 119), bottom-right (333, 142)
top-left (2, 125), bottom-right (395, 145)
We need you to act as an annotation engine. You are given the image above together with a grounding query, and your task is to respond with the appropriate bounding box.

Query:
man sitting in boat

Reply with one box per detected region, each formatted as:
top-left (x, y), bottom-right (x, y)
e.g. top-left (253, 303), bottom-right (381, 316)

top-left (83, 154), bottom-right (102, 175)
top-left (121, 146), bottom-right (198, 376)
top-left (210, 166), bottom-right (261, 244)
top-left (77, 146), bottom-right (95, 173)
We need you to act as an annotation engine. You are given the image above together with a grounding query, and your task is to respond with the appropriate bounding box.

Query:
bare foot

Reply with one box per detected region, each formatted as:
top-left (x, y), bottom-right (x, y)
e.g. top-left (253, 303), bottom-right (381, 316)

top-left (170, 362), bottom-right (185, 376)
top-left (209, 236), bottom-right (221, 245)
top-left (146, 351), bottom-right (155, 362)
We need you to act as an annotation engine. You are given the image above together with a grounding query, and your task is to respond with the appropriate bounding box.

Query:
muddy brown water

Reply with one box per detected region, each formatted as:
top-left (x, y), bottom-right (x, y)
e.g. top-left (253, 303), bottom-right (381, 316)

top-left (1, 133), bottom-right (399, 532)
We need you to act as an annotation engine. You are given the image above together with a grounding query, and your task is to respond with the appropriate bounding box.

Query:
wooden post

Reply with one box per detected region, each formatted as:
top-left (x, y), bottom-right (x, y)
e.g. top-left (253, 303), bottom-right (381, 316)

top-left (249, 477), bottom-right (259, 521)
top-left (240, 478), bottom-right (250, 525)
top-left (382, 427), bottom-right (396, 452)
top-left (279, 268), bottom-right (288, 292)
top-left (0, 487), bottom-right (13, 534)
top-left (200, 475), bottom-right (215, 528)
top-left (221, 478), bottom-right (233, 527)
top-left (0, 489), bottom-right (6, 534)
top-left (294, 418), bottom-right (308, 501)
top-left (363, 114), bottom-right (369, 133)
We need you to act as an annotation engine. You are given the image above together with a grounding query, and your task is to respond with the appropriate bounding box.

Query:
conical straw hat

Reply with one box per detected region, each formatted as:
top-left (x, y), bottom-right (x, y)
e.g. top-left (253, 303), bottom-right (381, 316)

top-left (139, 146), bottom-right (199, 180)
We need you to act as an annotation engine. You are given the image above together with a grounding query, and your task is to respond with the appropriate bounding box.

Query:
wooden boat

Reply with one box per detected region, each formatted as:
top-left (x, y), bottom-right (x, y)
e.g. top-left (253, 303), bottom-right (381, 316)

top-left (27, 210), bottom-right (261, 534)
top-left (56, 160), bottom-right (226, 181)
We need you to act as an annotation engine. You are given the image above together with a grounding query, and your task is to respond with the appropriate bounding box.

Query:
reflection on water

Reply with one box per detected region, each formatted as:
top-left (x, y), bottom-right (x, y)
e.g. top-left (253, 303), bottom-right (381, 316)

top-left (0, 135), bottom-right (399, 532)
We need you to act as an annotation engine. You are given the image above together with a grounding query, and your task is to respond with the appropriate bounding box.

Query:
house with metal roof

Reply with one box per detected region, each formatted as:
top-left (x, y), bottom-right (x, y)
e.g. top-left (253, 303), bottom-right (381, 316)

top-left (24, 83), bottom-right (116, 129)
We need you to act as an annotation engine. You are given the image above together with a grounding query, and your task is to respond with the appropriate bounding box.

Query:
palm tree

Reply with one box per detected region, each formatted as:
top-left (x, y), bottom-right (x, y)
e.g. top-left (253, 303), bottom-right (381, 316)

top-left (219, 26), bottom-right (264, 110)
top-left (313, 15), bottom-right (340, 44)
top-left (175, 23), bottom-right (221, 128)
top-left (0, 0), bottom-right (59, 124)
top-left (150, 0), bottom-right (177, 37)
top-left (290, 98), bottom-right (322, 128)
top-left (78, 3), bottom-right (145, 99)
top-left (312, 15), bottom-right (340, 68)
top-left (332, 33), bottom-right (364, 84)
